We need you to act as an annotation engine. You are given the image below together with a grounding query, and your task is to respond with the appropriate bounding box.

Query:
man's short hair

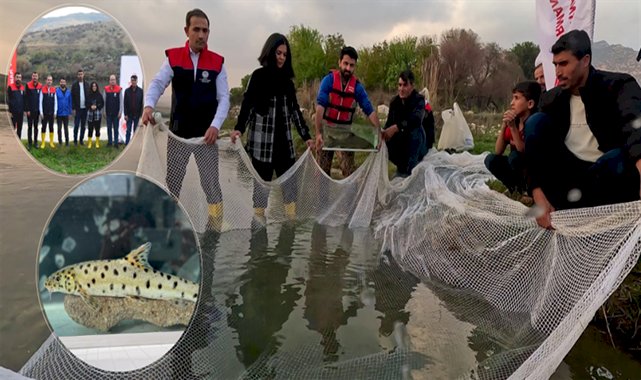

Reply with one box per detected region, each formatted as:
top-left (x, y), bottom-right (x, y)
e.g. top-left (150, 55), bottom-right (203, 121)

top-left (551, 29), bottom-right (591, 62)
top-left (77, 69), bottom-right (83, 73)
top-left (399, 69), bottom-right (415, 85)
top-left (32, 71), bottom-right (38, 75)
top-left (186, 8), bottom-right (209, 28)
top-left (130, 74), bottom-right (138, 80)
top-left (15, 72), bottom-right (21, 77)
top-left (513, 81), bottom-right (541, 109)
top-left (340, 46), bottom-right (358, 61)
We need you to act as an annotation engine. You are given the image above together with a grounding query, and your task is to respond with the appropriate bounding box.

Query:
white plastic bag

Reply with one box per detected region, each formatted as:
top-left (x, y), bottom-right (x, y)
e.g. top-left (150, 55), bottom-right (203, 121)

top-left (437, 102), bottom-right (474, 151)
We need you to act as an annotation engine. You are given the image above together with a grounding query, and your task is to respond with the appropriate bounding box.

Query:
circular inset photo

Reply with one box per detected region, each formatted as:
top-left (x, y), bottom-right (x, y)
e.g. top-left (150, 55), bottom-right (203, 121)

top-left (5, 6), bottom-right (144, 175)
top-left (37, 172), bottom-right (201, 372)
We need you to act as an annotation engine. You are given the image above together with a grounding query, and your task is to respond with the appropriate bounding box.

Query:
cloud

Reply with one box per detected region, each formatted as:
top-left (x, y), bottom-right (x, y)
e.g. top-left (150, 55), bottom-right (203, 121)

top-left (1, 0), bottom-right (639, 89)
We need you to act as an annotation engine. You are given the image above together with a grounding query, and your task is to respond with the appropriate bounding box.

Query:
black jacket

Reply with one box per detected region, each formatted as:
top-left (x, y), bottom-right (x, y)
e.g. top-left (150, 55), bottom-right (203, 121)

top-left (539, 66), bottom-right (641, 164)
top-left (71, 81), bottom-right (90, 111)
top-left (123, 86), bottom-right (144, 118)
top-left (384, 90), bottom-right (426, 133)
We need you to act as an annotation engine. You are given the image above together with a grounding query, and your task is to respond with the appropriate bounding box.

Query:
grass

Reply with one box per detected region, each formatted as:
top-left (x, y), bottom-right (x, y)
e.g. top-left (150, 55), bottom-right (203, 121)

top-left (24, 140), bottom-right (124, 175)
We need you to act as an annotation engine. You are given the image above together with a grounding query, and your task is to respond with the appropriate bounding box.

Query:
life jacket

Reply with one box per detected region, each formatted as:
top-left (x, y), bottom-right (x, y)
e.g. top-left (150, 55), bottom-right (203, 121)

top-left (104, 85), bottom-right (122, 116)
top-left (41, 85), bottom-right (57, 115)
top-left (165, 41), bottom-right (224, 138)
top-left (323, 70), bottom-right (358, 125)
top-left (25, 81), bottom-right (42, 112)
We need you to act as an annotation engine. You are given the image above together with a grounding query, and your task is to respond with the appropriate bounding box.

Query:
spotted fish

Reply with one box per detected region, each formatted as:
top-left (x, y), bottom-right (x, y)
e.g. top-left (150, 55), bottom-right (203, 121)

top-left (44, 242), bottom-right (199, 303)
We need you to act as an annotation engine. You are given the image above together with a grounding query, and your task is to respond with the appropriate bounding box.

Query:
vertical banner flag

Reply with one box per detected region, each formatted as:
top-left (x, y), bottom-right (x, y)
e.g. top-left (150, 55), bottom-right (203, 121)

top-left (536, 0), bottom-right (596, 91)
top-left (8, 49), bottom-right (17, 87)
top-left (118, 56), bottom-right (143, 144)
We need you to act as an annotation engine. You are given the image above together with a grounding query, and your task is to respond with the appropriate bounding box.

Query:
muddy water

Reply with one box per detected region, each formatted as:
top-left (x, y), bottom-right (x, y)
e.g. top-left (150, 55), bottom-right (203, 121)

top-left (1, 109), bottom-right (640, 378)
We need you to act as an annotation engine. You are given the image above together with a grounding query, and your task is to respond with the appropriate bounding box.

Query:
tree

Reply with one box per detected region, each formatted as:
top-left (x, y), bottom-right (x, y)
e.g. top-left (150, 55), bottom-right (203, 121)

top-left (510, 41), bottom-right (539, 80)
top-left (287, 25), bottom-right (326, 87)
top-left (323, 33), bottom-right (344, 72)
top-left (439, 28), bottom-right (483, 107)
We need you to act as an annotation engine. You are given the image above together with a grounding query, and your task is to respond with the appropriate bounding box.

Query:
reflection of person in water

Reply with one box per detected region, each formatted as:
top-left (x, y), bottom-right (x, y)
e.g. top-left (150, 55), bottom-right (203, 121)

top-left (227, 222), bottom-right (300, 367)
top-left (369, 251), bottom-right (419, 337)
top-left (304, 223), bottom-right (361, 361)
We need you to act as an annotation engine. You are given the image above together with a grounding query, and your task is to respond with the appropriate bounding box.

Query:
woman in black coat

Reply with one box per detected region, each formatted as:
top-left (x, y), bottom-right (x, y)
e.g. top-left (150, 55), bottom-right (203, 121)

top-left (230, 33), bottom-right (313, 221)
top-left (86, 81), bottom-right (104, 148)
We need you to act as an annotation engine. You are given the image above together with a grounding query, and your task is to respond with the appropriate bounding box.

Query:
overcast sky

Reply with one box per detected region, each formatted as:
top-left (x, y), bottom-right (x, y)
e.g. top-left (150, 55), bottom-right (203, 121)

top-left (1, 0), bottom-right (639, 88)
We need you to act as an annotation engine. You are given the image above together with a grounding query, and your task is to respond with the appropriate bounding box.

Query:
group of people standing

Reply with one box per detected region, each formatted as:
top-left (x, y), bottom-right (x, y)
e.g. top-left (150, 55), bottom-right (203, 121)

top-left (484, 29), bottom-right (641, 228)
top-left (7, 69), bottom-right (144, 149)
top-left (142, 9), bottom-right (435, 229)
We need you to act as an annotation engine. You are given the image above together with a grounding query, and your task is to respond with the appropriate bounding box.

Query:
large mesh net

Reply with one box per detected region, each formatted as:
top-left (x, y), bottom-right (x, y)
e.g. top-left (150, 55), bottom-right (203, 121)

top-left (19, 120), bottom-right (641, 379)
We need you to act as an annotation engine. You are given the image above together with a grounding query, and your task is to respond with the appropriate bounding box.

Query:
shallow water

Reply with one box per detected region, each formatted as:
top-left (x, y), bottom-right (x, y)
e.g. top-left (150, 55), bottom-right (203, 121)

top-left (1, 111), bottom-right (640, 377)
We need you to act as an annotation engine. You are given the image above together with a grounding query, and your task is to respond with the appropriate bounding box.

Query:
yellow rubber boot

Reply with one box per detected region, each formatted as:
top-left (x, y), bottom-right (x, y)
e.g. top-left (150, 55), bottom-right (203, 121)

top-left (95, 138), bottom-right (100, 148)
top-left (40, 133), bottom-right (46, 149)
top-left (284, 202), bottom-right (296, 220)
top-left (207, 202), bottom-right (223, 231)
top-left (49, 132), bottom-right (56, 148)
top-left (87, 137), bottom-right (93, 149)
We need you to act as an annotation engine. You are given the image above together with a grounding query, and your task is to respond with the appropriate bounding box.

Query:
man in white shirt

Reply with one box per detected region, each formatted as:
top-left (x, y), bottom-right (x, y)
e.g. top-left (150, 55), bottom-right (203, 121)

top-left (524, 30), bottom-right (641, 229)
top-left (143, 8), bottom-right (230, 230)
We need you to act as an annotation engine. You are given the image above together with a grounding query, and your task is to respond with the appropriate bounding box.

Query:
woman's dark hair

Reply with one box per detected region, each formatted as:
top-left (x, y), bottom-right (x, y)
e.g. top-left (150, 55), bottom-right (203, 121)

top-left (90, 81), bottom-right (99, 92)
top-left (512, 80), bottom-right (541, 109)
top-left (258, 33), bottom-right (294, 78)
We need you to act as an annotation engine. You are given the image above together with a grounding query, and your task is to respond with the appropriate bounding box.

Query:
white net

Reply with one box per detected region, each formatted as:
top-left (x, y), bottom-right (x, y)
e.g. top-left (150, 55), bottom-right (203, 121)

top-left (19, 118), bottom-right (641, 379)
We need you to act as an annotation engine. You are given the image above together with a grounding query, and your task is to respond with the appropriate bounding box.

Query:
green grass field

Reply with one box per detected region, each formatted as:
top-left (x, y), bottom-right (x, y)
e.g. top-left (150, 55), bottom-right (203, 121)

top-left (24, 140), bottom-right (124, 175)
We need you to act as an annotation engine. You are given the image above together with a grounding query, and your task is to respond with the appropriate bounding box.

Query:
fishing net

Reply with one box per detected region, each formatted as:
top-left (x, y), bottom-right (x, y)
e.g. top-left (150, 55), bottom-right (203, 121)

top-left (19, 117), bottom-right (641, 379)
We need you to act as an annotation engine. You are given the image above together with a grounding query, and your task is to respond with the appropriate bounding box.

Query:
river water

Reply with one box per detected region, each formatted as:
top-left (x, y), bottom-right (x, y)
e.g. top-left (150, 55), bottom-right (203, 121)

top-left (1, 110), bottom-right (640, 378)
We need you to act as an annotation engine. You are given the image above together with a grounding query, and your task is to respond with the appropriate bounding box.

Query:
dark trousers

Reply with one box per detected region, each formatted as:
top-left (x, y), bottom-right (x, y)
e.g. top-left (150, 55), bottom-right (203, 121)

top-left (87, 120), bottom-right (101, 138)
top-left (125, 117), bottom-right (139, 144)
top-left (41, 114), bottom-right (54, 133)
top-left (73, 108), bottom-right (88, 144)
top-left (525, 112), bottom-right (640, 209)
top-left (27, 112), bottom-right (39, 147)
top-left (484, 149), bottom-right (527, 193)
top-left (11, 112), bottom-right (24, 139)
top-left (57, 116), bottom-right (69, 145)
top-left (317, 150), bottom-right (355, 177)
top-left (387, 127), bottom-right (428, 176)
top-left (106, 114), bottom-right (119, 146)
top-left (166, 137), bottom-right (222, 204)
top-left (251, 153), bottom-right (296, 208)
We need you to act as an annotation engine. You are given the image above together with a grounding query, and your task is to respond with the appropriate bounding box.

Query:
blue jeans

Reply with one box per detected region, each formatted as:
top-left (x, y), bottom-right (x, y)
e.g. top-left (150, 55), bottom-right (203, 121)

top-left (106, 114), bottom-right (119, 146)
top-left (73, 108), bottom-right (87, 144)
top-left (125, 117), bottom-right (139, 145)
top-left (525, 112), bottom-right (640, 209)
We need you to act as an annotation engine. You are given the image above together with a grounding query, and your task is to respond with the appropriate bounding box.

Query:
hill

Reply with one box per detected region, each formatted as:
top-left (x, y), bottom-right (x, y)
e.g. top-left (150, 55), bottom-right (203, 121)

top-left (28, 13), bottom-right (111, 32)
top-left (15, 20), bottom-right (136, 87)
top-left (592, 40), bottom-right (641, 83)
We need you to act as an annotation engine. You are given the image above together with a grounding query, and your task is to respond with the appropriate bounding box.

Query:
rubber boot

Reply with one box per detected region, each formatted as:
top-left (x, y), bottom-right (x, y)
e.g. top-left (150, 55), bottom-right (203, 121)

top-left (87, 137), bottom-right (93, 149)
top-left (95, 138), bottom-right (100, 148)
top-left (207, 203), bottom-right (223, 231)
top-left (40, 133), bottom-right (46, 149)
top-left (284, 202), bottom-right (296, 220)
top-left (49, 132), bottom-right (56, 148)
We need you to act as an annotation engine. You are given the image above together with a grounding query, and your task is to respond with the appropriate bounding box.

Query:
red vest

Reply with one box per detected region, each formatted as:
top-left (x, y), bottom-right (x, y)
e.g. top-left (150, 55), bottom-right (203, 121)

top-left (9, 83), bottom-right (24, 91)
top-left (323, 70), bottom-right (357, 125)
top-left (104, 85), bottom-right (122, 94)
top-left (41, 85), bottom-right (56, 95)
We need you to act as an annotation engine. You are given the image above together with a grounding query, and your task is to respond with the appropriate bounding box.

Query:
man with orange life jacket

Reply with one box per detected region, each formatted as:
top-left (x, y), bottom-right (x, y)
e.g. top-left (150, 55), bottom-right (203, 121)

top-left (314, 46), bottom-right (381, 177)
top-left (143, 8), bottom-right (230, 231)
top-left (25, 72), bottom-right (42, 149)
top-left (39, 75), bottom-right (57, 149)
top-left (7, 72), bottom-right (25, 141)
top-left (105, 74), bottom-right (122, 148)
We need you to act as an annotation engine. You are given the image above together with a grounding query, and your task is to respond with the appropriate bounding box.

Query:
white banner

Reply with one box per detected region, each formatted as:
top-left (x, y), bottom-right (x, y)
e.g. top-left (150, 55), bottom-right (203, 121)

top-left (118, 56), bottom-right (144, 143)
top-left (535, 0), bottom-right (596, 91)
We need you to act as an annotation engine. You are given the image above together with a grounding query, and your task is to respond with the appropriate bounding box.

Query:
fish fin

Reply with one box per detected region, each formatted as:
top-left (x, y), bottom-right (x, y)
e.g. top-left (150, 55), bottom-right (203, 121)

top-left (124, 242), bottom-right (152, 269)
